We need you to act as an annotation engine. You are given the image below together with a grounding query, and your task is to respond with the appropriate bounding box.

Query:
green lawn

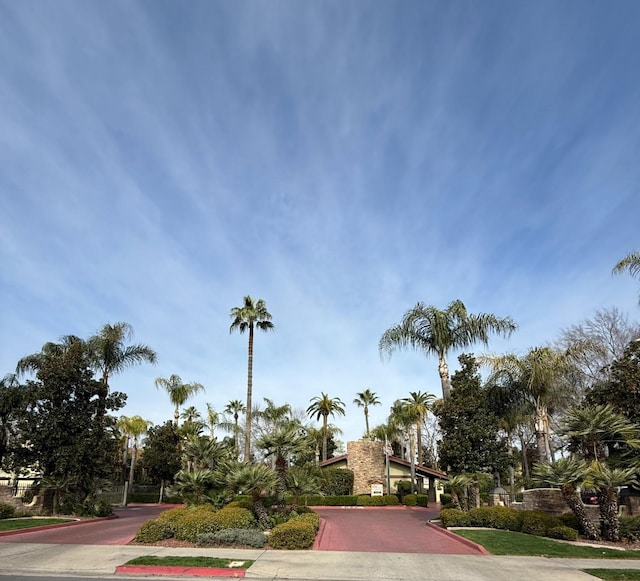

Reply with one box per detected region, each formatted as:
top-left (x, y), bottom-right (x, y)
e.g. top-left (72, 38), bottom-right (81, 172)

top-left (125, 556), bottom-right (252, 568)
top-left (0, 518), bottom-right (74, 532)
top-left (454, 530), bottom-right (640, 559)
top-left (583, 570), bottom-right (640, 580)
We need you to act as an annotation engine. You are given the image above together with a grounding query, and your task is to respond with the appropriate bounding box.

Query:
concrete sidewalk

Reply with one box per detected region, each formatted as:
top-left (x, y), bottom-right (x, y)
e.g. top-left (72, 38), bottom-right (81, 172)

top-left (1, 542), bottom-right (640, 580)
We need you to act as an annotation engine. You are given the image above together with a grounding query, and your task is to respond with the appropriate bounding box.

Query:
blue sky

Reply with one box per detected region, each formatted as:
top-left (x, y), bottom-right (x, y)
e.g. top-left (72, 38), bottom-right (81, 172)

top-left (1, 1), bottom-right (639, 445)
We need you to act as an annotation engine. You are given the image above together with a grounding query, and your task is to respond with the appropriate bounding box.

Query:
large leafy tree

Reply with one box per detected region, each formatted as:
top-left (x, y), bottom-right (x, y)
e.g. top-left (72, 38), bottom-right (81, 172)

top-left (230, 296), bottom-right (274, 461)
top-left (435, 355), bottom-right (510, 478)
top-left (13, 337), bottom-right (124, 513)
top-left (380, 300), bottom-right (516, 399)
top-left (154, 374), bottom-right (205, 426)
top-left (353, 389), bottom-right (381, 438)
top-left (307, 393), bottom-right (346, 462)
top-left (140, 421), bottom-right (182, 501)
top-left (613, 250), bottom-right (640, 302)
top-left (86, 322), bottom-right (157, 419)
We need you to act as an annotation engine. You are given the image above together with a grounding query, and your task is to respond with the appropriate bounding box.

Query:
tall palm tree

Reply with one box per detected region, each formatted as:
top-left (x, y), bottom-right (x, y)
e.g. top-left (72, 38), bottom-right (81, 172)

top-left (613, 250), bottom-right (640, 302)
top-left (401, 391), bottom-right (436, 461)
top-left (16, 335), bottom-right (84, 377)
top-left (154, 374), bottom-right (205, 426)
top-left (483, 347), bottom-right (573, 463)
top-left (205, 403), bottom-right (219, 441)
top-left (380, 300), bottom-right (516, 399)
top-left (306, 393), bottom-right (346, 462)
top-left (118, 415), bottom-right (151, 487)
top-left (353, 389), bottom-right (381, 438)
top-left (389, 399), bottom-right (420, 492)
top-left (87, 322), bottom-right (157, 417)
top-left (230, 296), bottom-right (274, 461)
top-left (223, 399), bottom-right (246, 458)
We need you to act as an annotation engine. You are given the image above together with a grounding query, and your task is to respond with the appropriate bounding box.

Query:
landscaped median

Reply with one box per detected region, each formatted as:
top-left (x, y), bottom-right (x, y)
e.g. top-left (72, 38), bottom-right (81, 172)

top-left (116, 556), bottom-right (252, 578)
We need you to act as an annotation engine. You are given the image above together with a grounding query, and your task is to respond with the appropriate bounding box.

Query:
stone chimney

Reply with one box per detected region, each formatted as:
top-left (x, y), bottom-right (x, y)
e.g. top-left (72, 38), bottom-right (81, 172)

top-left (347, 440), bottom-right (385, 495)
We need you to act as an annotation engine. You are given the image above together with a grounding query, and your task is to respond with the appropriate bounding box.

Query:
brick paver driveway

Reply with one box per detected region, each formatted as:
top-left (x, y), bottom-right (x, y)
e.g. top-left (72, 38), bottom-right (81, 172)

top-left (313, 506), bottom-right (486, 554)
top-left (0, 504), bottom-right (173, 545)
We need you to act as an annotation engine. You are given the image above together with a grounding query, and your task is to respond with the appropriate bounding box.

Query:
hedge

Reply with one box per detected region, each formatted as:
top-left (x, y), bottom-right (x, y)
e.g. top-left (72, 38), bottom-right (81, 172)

top-left (0, 504), bottom-right (16, 519)
top-left (319, 468), bottom-right (354, 496)
top-left (133, 519), bottom-right (175, 543)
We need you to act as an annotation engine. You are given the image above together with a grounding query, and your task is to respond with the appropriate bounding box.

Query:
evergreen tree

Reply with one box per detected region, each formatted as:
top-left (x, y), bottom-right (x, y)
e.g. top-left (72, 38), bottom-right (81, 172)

top-left (435, 354), bottom-right (510, 476)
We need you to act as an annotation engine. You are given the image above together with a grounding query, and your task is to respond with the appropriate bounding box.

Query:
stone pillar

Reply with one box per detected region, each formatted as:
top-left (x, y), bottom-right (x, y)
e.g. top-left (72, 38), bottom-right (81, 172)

top-left (347, 440), bottom-right (386, 495)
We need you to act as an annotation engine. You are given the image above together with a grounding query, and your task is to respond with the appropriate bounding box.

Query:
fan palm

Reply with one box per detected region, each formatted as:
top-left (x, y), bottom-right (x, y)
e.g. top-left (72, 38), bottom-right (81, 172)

top-left (533, 457), bottom-right (599, 540)
top-left (168, 469), bottom-right (222, 505)
top-left (225, 463), bottom-right (279, 528)
top-left (230, 296), bottom-right (274, 461)
top-left (223, 399), bottom-right (246, 458)
top-left (380, 300), bottom-right (516, 399)
top-left (286, 466), bottom-right (321, 511)
top-left (154, 374), bottom-right (205, 426)
top-left (307, 393), bottom-right (346, 462)
top-left (353, 389), bottom-right (381, 438)
top-left (613, 250), bottom-right (640, 302)
top-left (87, 323), bottom-right (157, 418)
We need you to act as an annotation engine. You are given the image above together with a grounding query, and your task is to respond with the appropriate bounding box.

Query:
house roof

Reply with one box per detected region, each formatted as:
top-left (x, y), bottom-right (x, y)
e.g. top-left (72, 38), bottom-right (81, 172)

top-left (319, 454), bottom-right (448, 481)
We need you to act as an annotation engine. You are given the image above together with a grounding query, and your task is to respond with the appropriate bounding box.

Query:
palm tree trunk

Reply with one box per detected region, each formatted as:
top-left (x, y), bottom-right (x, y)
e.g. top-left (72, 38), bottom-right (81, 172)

top-left (322, 415), bottom-right (328, 462)
top-left (128, 442), bottom-right (137, 488)
top-left (245, 324), bottom-right (254, 461)
top-left (519, 431), bottom-right (531, 483)
top-left (563, 487), bottom-right (599, 540)
top-left (438, 353), bottom-right (452, 399)
top-left (416, 422), bottom-right (422, 465)
top-left (409, 429), bottom-right (416, 494)
top-left (252, 494), bottom-right (271, 529)
top-left (173, 404), bottom-right (179, 426)
top-left (365, 407), bottom-right (370, 437)
top-left (598, 488), bottom-right (621, 542)
top-left (535, 402), bottom-right (549, 463)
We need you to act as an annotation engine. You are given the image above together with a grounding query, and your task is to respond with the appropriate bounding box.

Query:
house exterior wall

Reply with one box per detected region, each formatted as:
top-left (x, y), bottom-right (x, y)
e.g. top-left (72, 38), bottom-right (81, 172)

top-left (347, 440), bottom-right (386, 495)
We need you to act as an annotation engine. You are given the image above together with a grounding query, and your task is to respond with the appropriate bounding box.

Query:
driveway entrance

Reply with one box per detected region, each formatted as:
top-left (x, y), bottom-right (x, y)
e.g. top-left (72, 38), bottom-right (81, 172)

top-left (312, 506), bottom-right (485, 554)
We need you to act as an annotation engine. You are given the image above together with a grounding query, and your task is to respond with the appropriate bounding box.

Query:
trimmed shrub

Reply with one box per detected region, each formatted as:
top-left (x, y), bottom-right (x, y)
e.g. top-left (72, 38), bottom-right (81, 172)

top-left (296, 495), bottom-right (358, 506)
top-left (439, 493), bottom-right (453, 508)
top-left (295, 511), bottom-right (320, 532)
top-left (466, 506), bottom-right (523, 532)
top-left (558, 512), bottom-right (580, 531)
top-left (384, 495), bottom-right (400, 506)
top-left (620, 516), bottom-right (640, 542)
top-left (225, 499), bottom-right (254, 511)
top-left (0, 503), bottom-right (16, 519)
top-left (356, 495), bottom-right (386, 506)
top-left (440, 508), bottom-right (471, 528)
top-left (133, 519), bottom-right (174, 543)
top-left (157, 506), bottom-right (189, 527)
top-left (396, 480), bottom-right (412, 496)
top-left (547, 526), bottom-right (579, 541)
top-left (197, 529), bottom-right (266, 548)
top-left (416, 494), bottom-right (429, 507)
top-left (403, 494), bottom-right (417, 506)
top-left (269, 518), bottom-right (317, 549)
top-left (173, 505), bottom-right (218, 543)
top-left (521, 510), bottom-right (562, 537)
top-left (210, 507), bottom-right (256, 530)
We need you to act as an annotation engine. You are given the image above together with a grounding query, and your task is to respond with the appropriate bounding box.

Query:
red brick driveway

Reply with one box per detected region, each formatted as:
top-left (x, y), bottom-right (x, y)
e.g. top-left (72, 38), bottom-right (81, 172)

top-left (312, 506), bottom-right (486, 554)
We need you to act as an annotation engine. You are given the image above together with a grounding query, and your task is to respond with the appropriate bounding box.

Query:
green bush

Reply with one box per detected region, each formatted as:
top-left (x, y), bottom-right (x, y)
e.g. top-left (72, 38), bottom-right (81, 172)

top-left (295, 511), bottom-right (320, 532)
top-left (295, 495), bottom-right (358, 506)
top-left (439, 493), bottom-right (453, 507)
top-left (173, 505), bottom-right (218, 543)
top-left (0, 503), bottom-right (16, 519)
top-left (157, 506), bottom-right (189, 527)
top-left (547, 525), bottom-right (579, 541)
top-left (269, 518), bottom-right (317, 549)
top-left (440, 508), bottom-right (470, 528)
top-left (466, 506), bottom-right (523, 532)
top-left (225, 499), bottom-right (254, 511)
top-left (384, 495), bottom-right (400, 506)
top-left (133, 519), bottom-right (174, 543)
top-left (521, 510), bottom-right (562, 537)
top-left (416, 494), bottom-right (429, 507)
top-left (396, 480), bottom-right (412, 496)
top-left (319, 468), bottom-right (354, 496)
top-left (403, 494), bottom-right (417, 506)
top-left (620, 516), bottom-right (640, 542)
top-left (558, 512), bottom-right (580, 531)
top-left (357, 495), bottom-right (386, 506)
top-left (197, 529), bottom-right (266, 548)
top-left (94, 499), bottom-right (114, 517)
top-left (210, 507), bottom-right (256, 530)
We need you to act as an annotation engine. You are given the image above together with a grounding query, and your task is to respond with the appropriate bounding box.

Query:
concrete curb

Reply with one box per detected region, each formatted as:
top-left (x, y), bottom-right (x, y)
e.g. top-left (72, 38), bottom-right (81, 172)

top-left (116, 564), bottom-right (246, 577)
top-left (0, 515), bottom-right (117, 537)
top-left (425, 522), bottom-right (490, 555)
